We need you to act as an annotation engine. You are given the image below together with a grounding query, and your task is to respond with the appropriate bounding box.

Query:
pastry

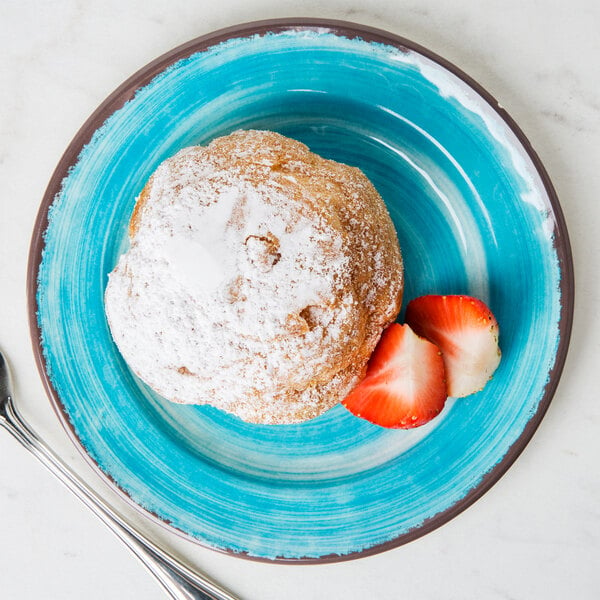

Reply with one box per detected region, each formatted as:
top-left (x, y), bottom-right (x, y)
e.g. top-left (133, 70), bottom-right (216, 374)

top-left (105, 130), bottom-right (403, 424)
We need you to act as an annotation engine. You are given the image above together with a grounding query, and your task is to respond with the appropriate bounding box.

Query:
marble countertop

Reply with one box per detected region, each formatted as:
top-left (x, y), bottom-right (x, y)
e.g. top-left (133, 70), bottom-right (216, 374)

top-left (1, 1), bottom-right (598, 598)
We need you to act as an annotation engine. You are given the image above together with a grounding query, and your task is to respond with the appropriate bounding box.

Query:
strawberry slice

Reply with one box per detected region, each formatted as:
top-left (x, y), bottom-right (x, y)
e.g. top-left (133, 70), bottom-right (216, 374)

top-left (342, 323), bottom-right (447, 429)
top-left (405, 295), bottom-right (501, 398)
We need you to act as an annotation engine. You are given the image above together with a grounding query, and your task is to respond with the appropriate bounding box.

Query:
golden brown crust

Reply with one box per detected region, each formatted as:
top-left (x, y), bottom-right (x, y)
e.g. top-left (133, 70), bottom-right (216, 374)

top-left (129, 175), bottom-right (152, 238)
top-left (119, 130), bottom-right (403, 423)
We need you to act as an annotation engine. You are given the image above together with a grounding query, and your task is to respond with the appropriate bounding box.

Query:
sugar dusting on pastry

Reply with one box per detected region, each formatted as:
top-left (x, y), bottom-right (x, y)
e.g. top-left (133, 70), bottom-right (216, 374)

top-left (105, 130), bottom-right (403, 424)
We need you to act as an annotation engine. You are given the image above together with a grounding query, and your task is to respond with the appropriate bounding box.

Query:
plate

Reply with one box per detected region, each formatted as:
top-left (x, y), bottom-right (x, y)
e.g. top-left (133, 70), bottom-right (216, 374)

top-left (28, 19), bottom-right (573, 561)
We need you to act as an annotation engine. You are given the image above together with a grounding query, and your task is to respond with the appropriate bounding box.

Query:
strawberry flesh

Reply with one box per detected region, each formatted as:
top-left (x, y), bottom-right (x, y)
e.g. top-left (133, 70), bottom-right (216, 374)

top-left (343, 323), bottom-right (447, 429)
top-left (405, 295), bottom-right (501, 398)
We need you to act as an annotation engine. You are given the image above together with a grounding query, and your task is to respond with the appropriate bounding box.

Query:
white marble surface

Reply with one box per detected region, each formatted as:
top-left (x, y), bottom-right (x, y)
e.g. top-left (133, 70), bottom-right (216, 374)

top-left (1, 1), bottom-right (599, 598)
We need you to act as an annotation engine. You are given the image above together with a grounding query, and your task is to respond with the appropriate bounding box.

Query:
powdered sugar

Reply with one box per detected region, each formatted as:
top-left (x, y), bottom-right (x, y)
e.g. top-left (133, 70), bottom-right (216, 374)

top-left (104, 130), bottom-right (403, 423)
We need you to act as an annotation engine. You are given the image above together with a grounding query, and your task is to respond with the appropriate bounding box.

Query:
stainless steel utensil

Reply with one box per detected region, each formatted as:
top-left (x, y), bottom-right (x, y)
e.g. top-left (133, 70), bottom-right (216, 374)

top-left (0, 349), bottom-right (239, 600)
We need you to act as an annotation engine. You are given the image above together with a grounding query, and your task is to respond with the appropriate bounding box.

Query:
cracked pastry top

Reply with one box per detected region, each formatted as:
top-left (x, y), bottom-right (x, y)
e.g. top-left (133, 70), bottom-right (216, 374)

top-left (105, 130), bottom-right (403, 424)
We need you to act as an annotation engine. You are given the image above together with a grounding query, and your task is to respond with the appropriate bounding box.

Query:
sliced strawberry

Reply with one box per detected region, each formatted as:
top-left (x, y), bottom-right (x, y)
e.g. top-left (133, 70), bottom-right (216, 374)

top-left (405, 295), bottom-right (501, 398)
top-left (342, 323), bottom-right (447, 429)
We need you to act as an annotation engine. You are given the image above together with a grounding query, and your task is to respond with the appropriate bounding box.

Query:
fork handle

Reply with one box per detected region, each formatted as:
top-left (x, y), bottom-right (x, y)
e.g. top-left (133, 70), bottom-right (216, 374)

top-left (1, 396), bottom-right (238, 600)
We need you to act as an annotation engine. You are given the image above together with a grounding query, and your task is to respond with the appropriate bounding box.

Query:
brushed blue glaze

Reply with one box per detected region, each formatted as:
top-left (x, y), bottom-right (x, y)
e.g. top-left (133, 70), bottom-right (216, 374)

top-left (37, 30), bottom-right (563, 559)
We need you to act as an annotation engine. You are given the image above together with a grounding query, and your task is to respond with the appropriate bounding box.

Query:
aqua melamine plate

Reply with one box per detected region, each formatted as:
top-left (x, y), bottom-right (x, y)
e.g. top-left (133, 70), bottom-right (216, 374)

top-left (28, 19), bottom-right (573, 561)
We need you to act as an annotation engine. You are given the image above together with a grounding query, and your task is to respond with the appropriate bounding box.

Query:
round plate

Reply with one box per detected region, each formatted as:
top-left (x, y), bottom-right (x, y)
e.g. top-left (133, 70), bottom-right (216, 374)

top-left (28, 19), bottom-right (573, 562)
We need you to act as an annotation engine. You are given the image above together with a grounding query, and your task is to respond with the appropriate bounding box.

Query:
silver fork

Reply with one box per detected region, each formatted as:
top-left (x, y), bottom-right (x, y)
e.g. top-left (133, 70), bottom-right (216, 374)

top-left (0, 349), bottom-right (239, 600)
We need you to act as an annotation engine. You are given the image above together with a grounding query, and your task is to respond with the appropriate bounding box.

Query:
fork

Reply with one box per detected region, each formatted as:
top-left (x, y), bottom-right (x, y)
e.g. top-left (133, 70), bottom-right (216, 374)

top-left (0, 349), bottom-right (239, 600)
